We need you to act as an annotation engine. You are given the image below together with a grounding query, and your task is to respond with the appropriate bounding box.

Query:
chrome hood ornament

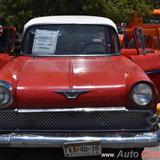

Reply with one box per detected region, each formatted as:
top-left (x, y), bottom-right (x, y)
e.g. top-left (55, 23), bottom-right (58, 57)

top-left (55, 89), bottom-right (90, 99)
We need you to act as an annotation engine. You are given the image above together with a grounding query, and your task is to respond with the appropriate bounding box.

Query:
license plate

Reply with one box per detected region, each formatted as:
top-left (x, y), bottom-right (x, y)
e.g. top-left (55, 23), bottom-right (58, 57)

top-left (63, 141), bottom-right (102, 157)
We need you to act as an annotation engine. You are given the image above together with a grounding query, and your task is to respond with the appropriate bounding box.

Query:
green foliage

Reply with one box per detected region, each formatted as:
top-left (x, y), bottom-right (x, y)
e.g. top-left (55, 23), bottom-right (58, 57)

top-left (109, 0), bottom-right (152, 23)
top-left (0, 0), bottom-right (155, 31)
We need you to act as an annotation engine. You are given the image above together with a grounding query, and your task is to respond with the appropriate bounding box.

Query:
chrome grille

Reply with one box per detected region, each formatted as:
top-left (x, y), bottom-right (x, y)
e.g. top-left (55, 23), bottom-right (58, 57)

top-left (0, 110), bottom-right (154, 132)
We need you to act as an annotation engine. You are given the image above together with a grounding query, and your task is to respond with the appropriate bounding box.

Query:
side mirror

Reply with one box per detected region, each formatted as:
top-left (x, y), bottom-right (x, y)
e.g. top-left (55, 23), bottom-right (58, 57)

top-left (0, 26), bottom-right (16, 54)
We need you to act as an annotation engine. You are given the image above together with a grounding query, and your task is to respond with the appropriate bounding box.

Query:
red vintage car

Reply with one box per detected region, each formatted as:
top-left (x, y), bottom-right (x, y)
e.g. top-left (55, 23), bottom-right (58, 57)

top-left (127, 9), bottom-right (160, 51)
top-left (0, 16), bottom-right (159, 158)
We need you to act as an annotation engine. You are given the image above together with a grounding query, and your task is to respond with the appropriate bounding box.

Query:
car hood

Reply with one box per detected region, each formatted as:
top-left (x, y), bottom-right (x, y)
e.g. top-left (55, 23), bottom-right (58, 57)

top-left (1, 56), bottom-right (128, 108)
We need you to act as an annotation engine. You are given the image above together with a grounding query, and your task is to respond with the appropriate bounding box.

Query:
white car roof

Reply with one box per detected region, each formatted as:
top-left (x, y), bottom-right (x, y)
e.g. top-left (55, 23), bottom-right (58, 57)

top-left (24, 16), bottom-right (117, 32)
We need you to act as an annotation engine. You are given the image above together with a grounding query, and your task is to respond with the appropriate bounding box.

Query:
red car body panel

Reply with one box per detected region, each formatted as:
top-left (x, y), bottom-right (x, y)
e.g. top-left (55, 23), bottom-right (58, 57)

top-left (130, 53), bottom-right (160, 72)
top-left (0, 54), bottom-right (14, 69)
top-left (0, 55), bottom-right (153, 109)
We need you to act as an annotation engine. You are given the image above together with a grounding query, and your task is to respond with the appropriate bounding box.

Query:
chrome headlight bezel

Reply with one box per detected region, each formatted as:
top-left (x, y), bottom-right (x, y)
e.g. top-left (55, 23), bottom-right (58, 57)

top-left (0, 80), bottom-right (13, 108)
top-left (131, 82), bottom-right (154, 107)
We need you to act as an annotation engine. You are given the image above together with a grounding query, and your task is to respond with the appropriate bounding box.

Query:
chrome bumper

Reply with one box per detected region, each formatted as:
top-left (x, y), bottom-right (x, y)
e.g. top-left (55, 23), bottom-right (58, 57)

top-left (0, 130), bottom-right (159, 148)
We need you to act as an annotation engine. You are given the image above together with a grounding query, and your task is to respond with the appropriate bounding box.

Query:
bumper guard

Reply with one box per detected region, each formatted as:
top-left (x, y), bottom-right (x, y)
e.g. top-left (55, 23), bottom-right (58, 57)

top-left (0, 130), bottom-right (159, 148)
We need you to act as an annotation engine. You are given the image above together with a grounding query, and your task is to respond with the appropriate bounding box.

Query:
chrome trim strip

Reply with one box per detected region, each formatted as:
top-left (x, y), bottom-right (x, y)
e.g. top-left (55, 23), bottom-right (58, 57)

top-left (20, 54), bottom-right (120, 57)
top-left (0, 130), bottom-right (159, 148)
top-left (146, 69), bottom-right (160, 75)
top-left (0, 80), bottom-right (13, 92)
top-left (17, 107), bottom-right (127, 113)
top-left (54, 89), bottom-right (90, 99)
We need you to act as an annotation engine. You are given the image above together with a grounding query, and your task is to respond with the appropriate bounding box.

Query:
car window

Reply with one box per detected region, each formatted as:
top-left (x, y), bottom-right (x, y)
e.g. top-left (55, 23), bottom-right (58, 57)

top-left (144, 15), bottom-right (160, 24)
top-left (22, 24), bottom-right (119, 56)
top-left (0, 28), bottom-right (12, 53)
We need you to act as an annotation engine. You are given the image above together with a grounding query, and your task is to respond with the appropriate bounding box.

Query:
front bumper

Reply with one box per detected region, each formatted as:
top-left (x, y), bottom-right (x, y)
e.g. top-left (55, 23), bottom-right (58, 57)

top-left (0, 130), bottom-right (159, 148)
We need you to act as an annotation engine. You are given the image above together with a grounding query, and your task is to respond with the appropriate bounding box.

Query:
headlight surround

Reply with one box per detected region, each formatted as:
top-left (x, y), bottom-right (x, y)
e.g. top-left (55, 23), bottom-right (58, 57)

top-left (131, 83), bottom-right (153, 106)
top-left (0, 81), bottom-right (13, 108)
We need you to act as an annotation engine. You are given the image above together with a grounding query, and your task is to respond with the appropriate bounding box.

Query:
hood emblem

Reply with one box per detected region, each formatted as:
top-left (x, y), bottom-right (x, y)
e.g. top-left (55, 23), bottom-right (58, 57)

top-left (55, 89), bottom-right (90, 99)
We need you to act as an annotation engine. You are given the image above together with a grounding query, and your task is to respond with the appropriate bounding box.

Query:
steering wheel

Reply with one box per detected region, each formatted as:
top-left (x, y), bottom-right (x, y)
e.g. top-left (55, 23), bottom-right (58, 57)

top-left (80, 42), bottom-right (106, 54)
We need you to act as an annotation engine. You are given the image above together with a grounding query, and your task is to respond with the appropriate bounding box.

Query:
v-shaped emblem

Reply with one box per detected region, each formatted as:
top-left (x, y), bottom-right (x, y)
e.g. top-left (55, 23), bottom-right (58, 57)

top-left (54, 89), bottom-right (90, 99)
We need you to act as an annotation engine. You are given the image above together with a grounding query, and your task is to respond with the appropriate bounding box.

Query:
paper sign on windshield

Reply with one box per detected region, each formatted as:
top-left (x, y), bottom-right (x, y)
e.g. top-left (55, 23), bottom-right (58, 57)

top-left (32, 29), bottom-right (59, 55)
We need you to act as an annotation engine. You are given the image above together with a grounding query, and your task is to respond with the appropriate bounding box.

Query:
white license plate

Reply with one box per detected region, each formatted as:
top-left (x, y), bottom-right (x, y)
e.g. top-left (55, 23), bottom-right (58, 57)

top-left (63, 141), bottom-right (102, 157)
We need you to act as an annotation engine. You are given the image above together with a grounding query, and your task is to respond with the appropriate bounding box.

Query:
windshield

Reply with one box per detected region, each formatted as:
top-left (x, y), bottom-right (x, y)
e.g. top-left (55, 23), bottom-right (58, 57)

top-left (133, 28), bottom-right (146, 50)
top-left (22, 24), bottom-right (119, 56)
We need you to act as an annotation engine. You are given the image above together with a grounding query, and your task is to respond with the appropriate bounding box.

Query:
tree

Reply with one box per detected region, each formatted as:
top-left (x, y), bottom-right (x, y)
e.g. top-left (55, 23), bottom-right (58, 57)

top-left (0, 0), bottom-right (154, 31)
top-left (107, 0), bottom-right (152, 23)
top-left (0, 0), bottom-right (53, 30)
top-left (0, 0), bottom-right (31, 30)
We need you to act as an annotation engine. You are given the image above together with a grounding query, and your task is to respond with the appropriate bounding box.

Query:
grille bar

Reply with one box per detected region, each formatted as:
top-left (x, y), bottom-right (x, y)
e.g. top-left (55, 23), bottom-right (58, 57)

top-left (0, 109), bottom-right (154, 132)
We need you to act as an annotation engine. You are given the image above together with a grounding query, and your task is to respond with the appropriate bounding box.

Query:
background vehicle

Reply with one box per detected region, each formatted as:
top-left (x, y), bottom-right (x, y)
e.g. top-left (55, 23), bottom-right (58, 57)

top-left (127, 9), bottom-right (160, 50)
top-left (0, 26), bottom-right (16, 69)
top-left (130, 9), bottom-right (160, 26)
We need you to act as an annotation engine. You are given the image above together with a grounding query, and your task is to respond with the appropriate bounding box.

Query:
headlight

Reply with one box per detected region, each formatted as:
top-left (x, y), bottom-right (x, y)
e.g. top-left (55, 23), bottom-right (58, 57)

top-left (131, 83), bottom-right (153, 106)
top-left (0, 81), bottom-right (13, 108)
